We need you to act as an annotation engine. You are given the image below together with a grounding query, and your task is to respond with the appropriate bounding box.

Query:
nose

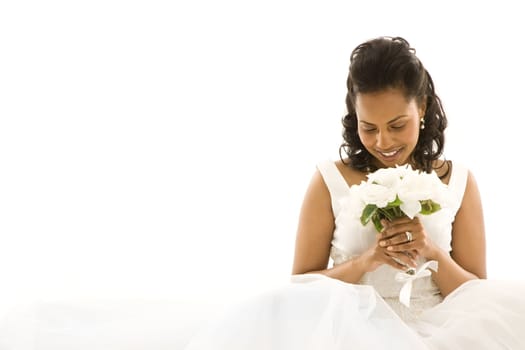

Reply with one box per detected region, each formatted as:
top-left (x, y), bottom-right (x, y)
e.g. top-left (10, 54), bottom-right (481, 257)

top-left (376, 130), bottom-right (393, 149)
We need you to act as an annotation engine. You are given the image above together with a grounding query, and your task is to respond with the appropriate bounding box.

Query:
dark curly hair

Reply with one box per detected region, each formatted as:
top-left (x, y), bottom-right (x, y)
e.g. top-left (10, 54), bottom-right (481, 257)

top-left (340, 36), bottom-right (448, 174)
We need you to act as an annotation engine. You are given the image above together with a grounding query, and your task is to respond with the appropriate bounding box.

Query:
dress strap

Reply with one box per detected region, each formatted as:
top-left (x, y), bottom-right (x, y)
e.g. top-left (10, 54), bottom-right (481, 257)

top-left (447, 161), bottom-right (469, 212)
top-left (316, 160), bottom-right (350, 215)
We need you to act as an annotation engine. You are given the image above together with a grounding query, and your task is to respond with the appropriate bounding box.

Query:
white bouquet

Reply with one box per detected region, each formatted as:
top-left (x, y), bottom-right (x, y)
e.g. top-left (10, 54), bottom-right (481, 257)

top-left (345, 164), bottom-right (452, 307)
top-left (356, 165), bottom-right (449, 232)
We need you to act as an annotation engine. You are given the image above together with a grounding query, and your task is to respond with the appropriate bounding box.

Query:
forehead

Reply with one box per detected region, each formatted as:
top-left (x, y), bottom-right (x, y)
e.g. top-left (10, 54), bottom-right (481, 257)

top-left (355, 89), bottom-right (418, 119)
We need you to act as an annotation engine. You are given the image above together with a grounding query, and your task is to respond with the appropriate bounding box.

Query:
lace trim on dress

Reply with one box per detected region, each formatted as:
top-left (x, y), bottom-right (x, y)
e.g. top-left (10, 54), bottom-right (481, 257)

top-left (330, 246), bottom-right (353, 266)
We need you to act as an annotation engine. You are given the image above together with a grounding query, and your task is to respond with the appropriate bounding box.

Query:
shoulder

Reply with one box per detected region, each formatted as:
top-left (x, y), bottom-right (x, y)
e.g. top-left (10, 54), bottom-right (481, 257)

top-left (461, 166), bottom-right (482, 205)
top-left (305, 164), bottom-right (333, 202)
top-left (445, 160), bottom-right (482, 207)
top-left (299, 166), bottom-right (335, 220)
top-left (444, 160), bottom-right (480, 208)
top-left (333, 159), bottom-right (367, 187)
top-left (311, 159), bottom-right (366, 210)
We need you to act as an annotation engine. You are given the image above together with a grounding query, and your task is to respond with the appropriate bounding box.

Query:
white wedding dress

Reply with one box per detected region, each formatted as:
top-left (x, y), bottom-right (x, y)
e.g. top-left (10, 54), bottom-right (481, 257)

top-left (185, 161), bottom-right (525, 350)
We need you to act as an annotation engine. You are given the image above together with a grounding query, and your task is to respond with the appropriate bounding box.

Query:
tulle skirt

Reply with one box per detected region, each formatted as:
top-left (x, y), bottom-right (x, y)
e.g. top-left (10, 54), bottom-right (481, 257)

top-left (0, 298), bottom-right (219, 349)
top-left (185, 275), bottom-right (525, 350)
top-left (1, 276), bottom-right (524, 349)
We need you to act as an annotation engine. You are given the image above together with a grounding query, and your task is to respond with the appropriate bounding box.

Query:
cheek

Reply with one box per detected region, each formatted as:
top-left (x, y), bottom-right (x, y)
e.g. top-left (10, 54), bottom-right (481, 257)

top-left (357, 131), bottom-right (374, 148)
top-left (403, 124), bottom-right (420, 143)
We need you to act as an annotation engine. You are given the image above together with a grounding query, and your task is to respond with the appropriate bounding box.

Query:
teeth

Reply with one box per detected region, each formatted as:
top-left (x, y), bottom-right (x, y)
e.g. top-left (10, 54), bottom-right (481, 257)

top-left (380, 150), bottom-right (398, 157)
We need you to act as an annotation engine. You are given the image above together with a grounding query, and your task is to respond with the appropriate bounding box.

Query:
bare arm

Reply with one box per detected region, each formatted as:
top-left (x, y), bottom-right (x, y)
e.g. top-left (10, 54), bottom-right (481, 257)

top-left (382, 170), bottom-right (487, 296)
top-left (430, 170), bottom-right (487, 295)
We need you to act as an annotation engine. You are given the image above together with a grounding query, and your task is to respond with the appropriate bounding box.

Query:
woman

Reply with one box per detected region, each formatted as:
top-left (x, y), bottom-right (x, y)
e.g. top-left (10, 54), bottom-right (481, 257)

top-left (185, 37), bottom-right (525, 349)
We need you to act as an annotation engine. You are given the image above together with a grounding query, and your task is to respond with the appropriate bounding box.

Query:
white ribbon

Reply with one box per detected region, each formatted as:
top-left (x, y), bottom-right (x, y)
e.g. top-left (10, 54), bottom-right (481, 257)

top-left (395, 260), bottom-right (438, 307)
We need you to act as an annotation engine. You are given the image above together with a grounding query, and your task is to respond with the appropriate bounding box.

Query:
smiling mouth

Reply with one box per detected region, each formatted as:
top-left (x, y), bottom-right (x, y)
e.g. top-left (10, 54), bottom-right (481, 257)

top-left (376, 148), bottom-right (402, 158)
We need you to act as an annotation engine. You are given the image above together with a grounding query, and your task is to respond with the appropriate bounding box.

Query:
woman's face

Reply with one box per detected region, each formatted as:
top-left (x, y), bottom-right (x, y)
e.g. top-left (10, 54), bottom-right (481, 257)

top-left (355, 88), bottom-right (424, 169)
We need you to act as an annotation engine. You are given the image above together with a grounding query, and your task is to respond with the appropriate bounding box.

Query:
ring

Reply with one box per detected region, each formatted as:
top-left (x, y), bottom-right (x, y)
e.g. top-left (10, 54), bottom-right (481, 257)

top-left (405, 231), bottom-right (413, 242)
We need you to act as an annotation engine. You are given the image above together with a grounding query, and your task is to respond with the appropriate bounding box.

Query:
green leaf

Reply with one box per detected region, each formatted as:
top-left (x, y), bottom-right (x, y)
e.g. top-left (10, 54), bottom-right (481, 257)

top-left (386, 196), bottom-right (403, 208)
top-left (419, 200), bottom-right (442, 215)
top-left (371, 214), bottom-right (384, 232)
top-left (360, 204), bottom-right (377, 226)
top-left (378, 207), bottom-right (398, 221)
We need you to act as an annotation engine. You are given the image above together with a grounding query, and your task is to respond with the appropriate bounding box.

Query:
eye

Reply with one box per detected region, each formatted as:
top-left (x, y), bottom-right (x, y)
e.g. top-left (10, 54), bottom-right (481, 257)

top-left (390, 124), bottom-right (406, 130)
top-left (361, 127), bottom-right (377, 133)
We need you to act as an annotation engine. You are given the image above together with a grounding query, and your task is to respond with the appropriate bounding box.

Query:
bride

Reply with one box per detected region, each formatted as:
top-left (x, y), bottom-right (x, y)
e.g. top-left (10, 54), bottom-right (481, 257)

top-left (185, 36), bottom-right (525, 349)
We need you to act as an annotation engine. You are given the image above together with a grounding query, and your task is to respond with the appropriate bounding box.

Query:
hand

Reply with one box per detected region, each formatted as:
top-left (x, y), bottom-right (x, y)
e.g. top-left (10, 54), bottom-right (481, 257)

top-left (379, 216), bottom-right (438, 260)
top-left (358, 232), bottom-right (419, 273)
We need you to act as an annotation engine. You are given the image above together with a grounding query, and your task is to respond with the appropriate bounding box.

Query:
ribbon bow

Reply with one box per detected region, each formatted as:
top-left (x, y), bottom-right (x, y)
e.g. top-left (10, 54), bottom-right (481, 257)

top-left (395, 260), bottom-right (438, 307)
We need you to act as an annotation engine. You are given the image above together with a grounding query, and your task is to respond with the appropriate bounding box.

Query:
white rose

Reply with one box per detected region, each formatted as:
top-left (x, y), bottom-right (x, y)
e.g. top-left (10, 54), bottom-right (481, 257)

top-left (366, 166), bottom-right (406, 189)
top-left (398, 172), bottom-right (433, 200)
top-left (398, 170), bottom-right (447, 218)
top-left (360, 182), bottom-right (397, 208)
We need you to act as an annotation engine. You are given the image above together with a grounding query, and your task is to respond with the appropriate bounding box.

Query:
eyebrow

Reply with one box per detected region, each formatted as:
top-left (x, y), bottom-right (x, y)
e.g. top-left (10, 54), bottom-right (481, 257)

top-left (359, 115), bottom-right (409, 125)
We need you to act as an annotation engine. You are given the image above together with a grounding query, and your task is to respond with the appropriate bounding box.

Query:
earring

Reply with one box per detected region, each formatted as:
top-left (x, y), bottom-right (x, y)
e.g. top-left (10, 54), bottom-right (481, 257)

top-left (420, 117), bottom-right (425, 130)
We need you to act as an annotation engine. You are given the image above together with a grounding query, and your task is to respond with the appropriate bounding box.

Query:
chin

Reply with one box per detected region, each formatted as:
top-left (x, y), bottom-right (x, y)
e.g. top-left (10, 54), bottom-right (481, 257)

top-left (376, 156), bottom-right (408, 168)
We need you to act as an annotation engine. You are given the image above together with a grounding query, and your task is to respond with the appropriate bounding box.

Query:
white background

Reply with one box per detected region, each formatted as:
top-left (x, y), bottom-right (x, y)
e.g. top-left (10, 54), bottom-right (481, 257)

top-left (1, 1), bottom-right (523, 314)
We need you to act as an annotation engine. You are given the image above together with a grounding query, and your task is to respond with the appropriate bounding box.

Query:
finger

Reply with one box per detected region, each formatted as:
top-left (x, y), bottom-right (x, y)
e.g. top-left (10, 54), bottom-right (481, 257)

top-left (379, 232), bottom-right (414, 247)
top-left (382, 223), bottom-right (418, 238)
top-left (381, 224), bottom-right (417, 240)
top-left (387, 216), bottom-right (414, 225)
top-left (382, 217), bottom-right (418, 233)
top-left (387, 242), bottom-right (414, 252)
top-left (385, 251), bottom-right (418, 268)
top-left (383, 256), bottom-right (409, 270)
top-left (380, 219), bottom-right (390, 230)
top-left (386, 218), bottom-right (422, 235)
top-left (408, 249), bottom-right (419, 259)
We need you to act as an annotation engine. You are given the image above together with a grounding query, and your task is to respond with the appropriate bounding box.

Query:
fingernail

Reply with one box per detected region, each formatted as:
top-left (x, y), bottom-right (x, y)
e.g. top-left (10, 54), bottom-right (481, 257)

top-left (387, 246), bottom-right (393, 251)
top-left (379, 241), bottom-right (386, 247)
